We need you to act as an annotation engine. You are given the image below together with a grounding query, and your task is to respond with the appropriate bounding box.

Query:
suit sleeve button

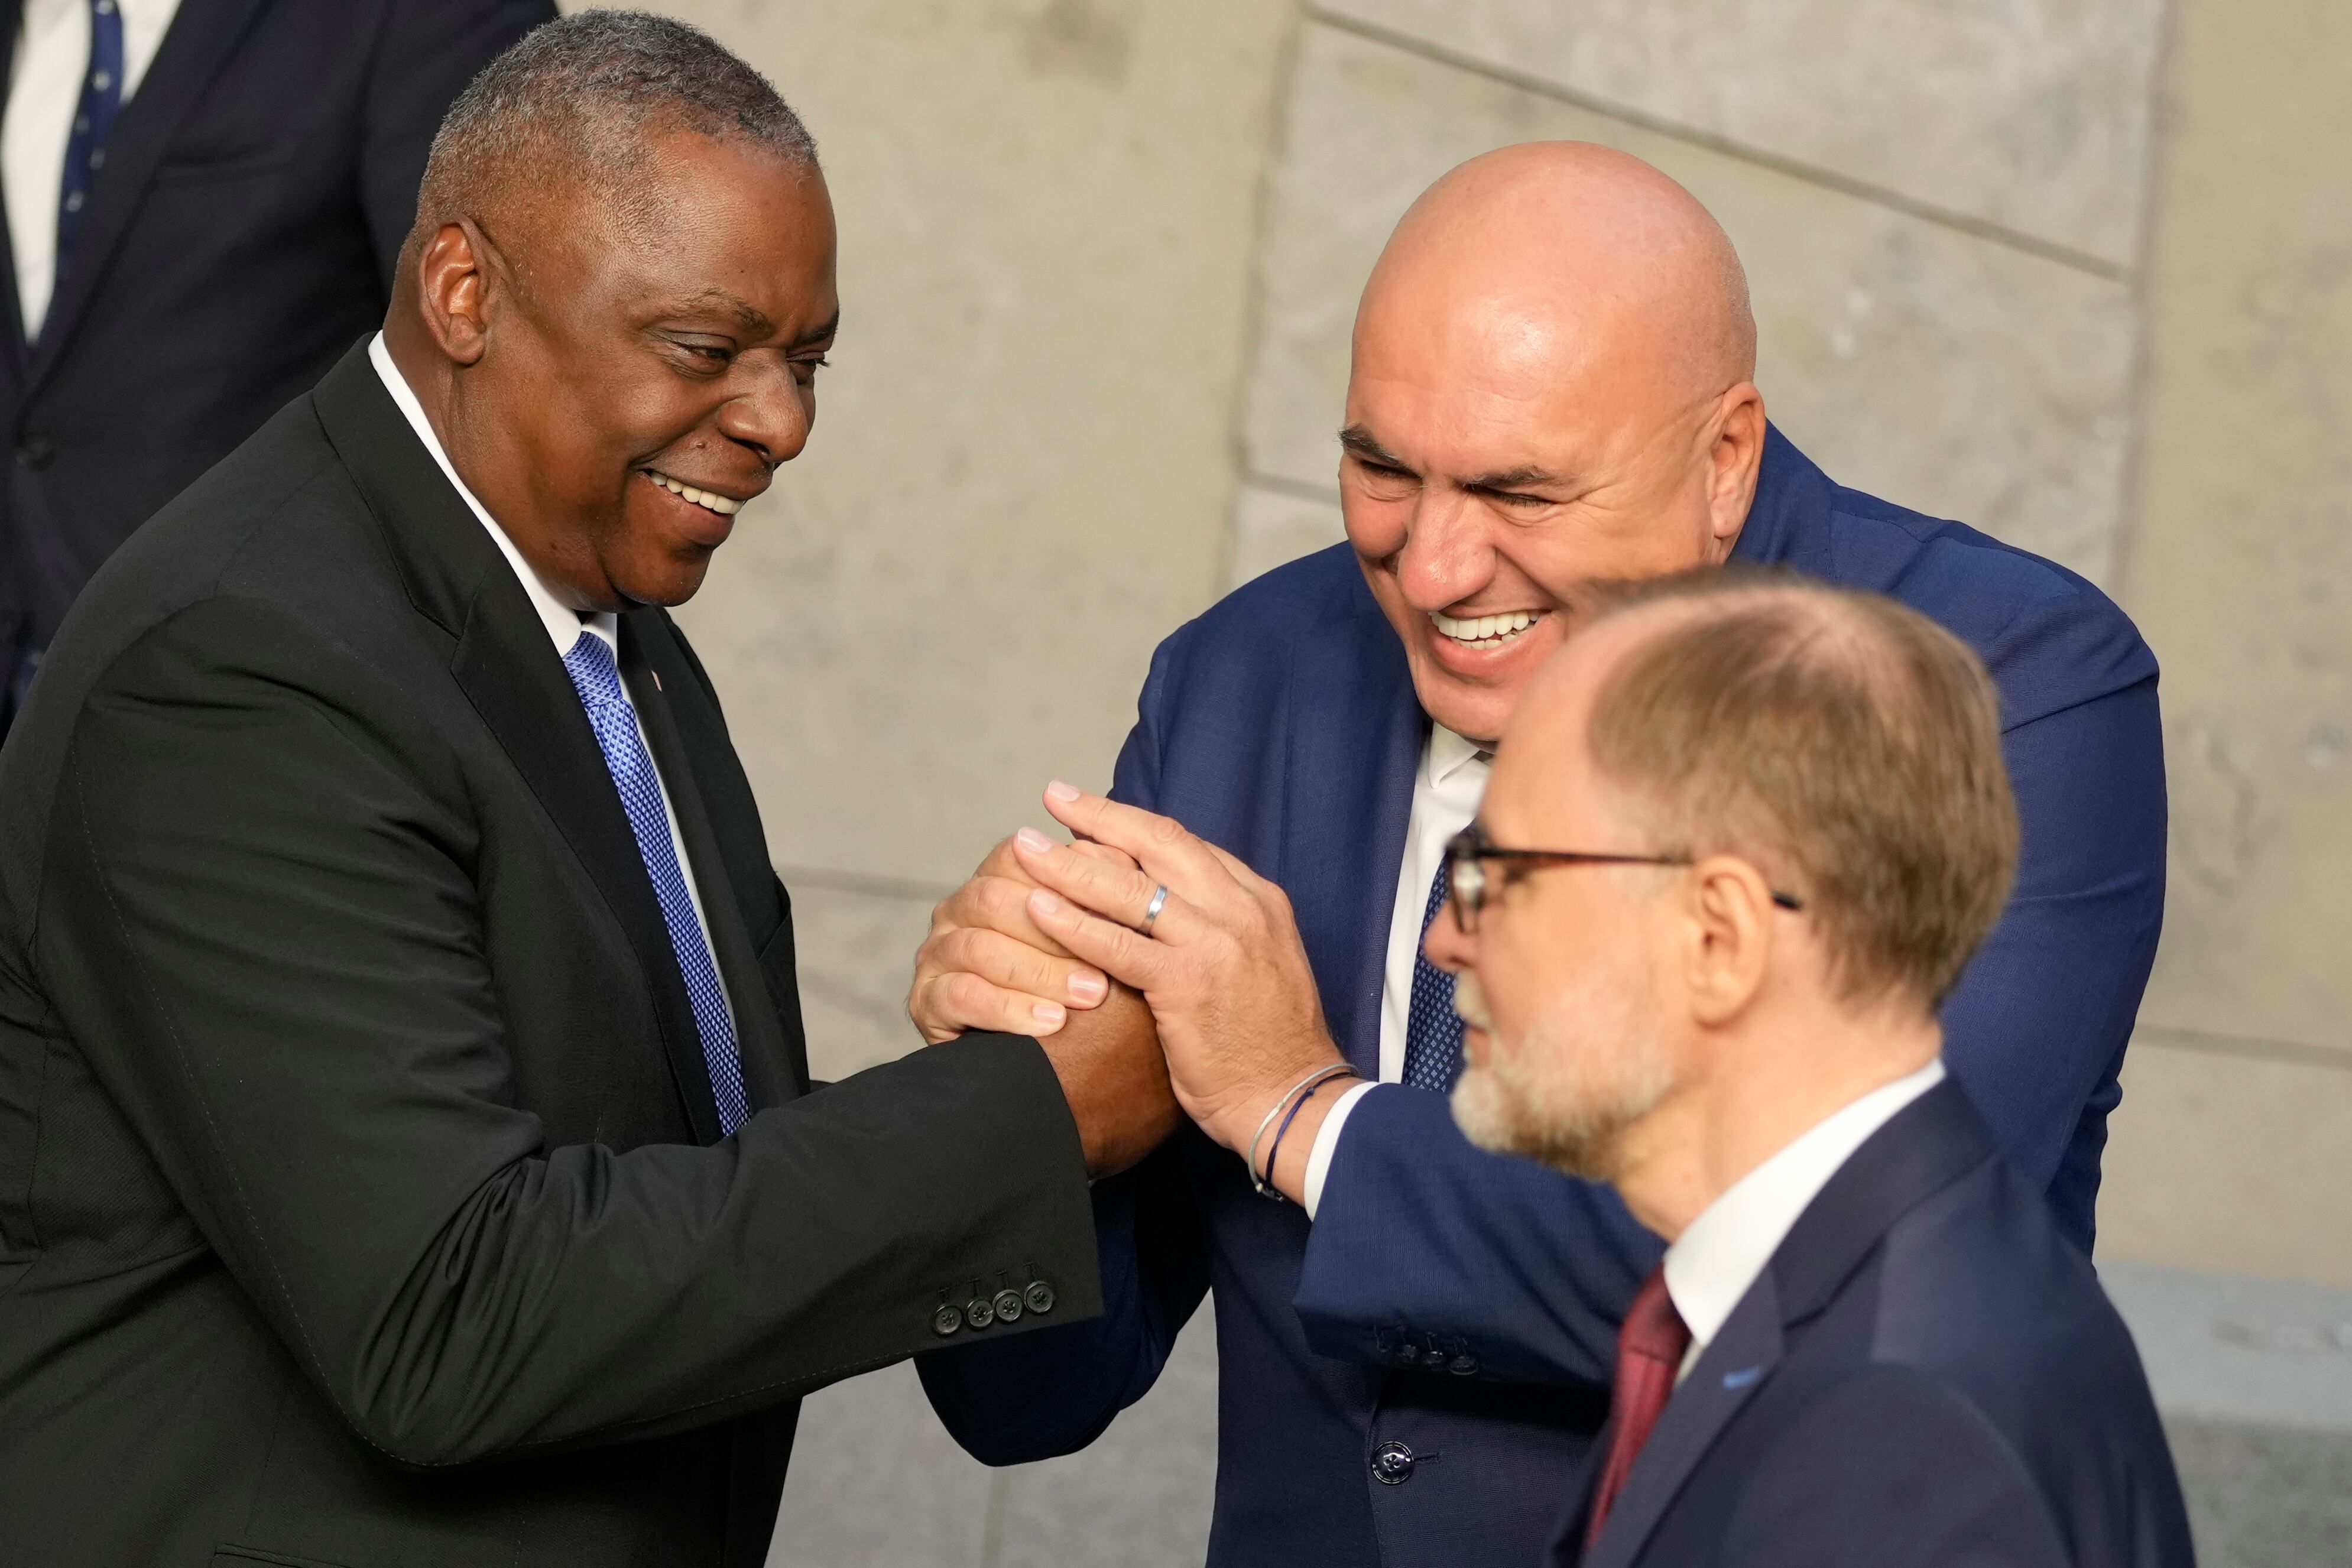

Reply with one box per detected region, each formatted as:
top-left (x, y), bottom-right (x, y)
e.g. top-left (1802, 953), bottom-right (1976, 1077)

top-left (1024, 1279), bottom-right (1056, 1314)
top-left (963, 1295), bottom-right (995, 1330)
top-left (932, 1304), bottom-right (963, 1336)
top-left (992, 1288), bottom-right (1024, 1323)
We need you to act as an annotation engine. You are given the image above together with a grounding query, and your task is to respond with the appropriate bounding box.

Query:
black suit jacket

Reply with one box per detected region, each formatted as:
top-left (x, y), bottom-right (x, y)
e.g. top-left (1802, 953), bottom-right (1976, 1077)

top-left (0, 342), bottom-right (1101, 1567)
top-left (1559, 1082), bottom-right (2194, 1568)
top-left (0, 0), bottom-right (553, 699)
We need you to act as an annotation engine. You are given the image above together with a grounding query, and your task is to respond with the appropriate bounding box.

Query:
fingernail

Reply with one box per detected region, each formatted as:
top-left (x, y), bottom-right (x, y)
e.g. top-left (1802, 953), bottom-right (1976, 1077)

top-left (1016, 826), bottom-right (1052, 853)
top-left (1045, 780), bottom-right (1081, 803)
top-left (1068, 970), bottom-right (1107, 1002)
top-left (1032, 1001), bottom-right (1066, 1029)
top-left (1029, 888), bottom-right (1063, 917)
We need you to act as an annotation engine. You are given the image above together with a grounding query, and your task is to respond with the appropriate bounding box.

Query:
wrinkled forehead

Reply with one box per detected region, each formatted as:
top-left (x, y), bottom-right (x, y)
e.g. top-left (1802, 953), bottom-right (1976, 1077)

top-left (510, 132), bottom-right (835, 313)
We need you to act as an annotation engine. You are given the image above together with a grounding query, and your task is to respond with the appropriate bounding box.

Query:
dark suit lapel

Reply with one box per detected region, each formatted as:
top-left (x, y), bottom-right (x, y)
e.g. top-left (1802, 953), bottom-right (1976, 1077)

top-left (1277, 572), bottom-right (1423, 1077)
top-left (1770, 1082), bottom-right (1995, 1322)
top-left (1580, 1283), bottom-right (1785, 1568)
top-left (620, 613), bottom-right (799, 1112)
top-left (27, 0), bottom-right (270, 377)
top-left (1584, 1082), bottom-right (1997, 1568)
top-left (309, 342), bottom-right (725, 1145)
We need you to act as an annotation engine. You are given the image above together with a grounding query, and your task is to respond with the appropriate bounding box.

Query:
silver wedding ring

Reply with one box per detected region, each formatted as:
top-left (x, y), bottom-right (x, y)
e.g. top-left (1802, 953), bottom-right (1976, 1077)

top-left (1138, 884), bottom-right (1170, 938)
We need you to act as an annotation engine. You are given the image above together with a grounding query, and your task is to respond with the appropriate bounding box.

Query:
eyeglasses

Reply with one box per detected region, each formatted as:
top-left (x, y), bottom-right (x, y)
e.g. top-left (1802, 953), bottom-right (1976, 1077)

top-left (1439, 822), bottom-right (1804, 934)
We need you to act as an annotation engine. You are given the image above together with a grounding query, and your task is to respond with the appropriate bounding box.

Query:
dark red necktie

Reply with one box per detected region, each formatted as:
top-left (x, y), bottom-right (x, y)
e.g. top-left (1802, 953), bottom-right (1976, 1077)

top-left (1586, 1264), bottom-right (1692, 1550)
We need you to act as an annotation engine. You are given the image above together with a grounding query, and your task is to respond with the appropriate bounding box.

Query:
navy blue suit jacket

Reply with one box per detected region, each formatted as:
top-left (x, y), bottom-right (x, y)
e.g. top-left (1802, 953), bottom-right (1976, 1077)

top-left (1562, 1082), bottom-right (2192, 1568)
top-left (920, 429), bottom-right (2166, 1567)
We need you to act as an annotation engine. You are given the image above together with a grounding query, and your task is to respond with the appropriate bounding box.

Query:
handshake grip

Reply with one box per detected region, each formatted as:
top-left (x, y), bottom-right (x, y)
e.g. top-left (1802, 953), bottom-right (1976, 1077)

top-left (1035, 981), bottom-right (1179, 1179)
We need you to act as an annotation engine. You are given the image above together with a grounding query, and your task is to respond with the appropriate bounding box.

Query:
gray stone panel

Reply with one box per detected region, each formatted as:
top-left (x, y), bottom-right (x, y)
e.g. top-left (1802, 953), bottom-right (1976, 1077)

top-left (2117, 0), bottom-right (2352, 1064)
top-left (1244, 22), bottom-right (2139, 585)
top-left (2106, 1262), bottom-right (2352, 1566)
top-left (782, 880), bottom-right (943, 1082)
top-left (2098, 1040), bottom-right (2352, 1291)
top-left (1317, 0), bottom-right (2165, 265)
top-left (2101, 1262), bottom-right (2352, 1433)
top-left (659, 0), bottom-right (1297, 889)
top-left (2163, 1420), bottom-right (2352, 1568)
top-left (1227, 481), bottom-right (1348, 593)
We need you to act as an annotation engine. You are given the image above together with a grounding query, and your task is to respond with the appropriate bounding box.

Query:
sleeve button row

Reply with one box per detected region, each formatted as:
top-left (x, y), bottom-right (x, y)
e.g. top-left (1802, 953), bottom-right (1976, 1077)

top-left (932, 1272), bottom-right (1057, 1337)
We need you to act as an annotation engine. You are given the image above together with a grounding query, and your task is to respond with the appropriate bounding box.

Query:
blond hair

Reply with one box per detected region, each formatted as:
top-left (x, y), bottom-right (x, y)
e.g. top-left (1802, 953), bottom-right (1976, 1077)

top-left (1582, 568), bottom-right (2019, 1007)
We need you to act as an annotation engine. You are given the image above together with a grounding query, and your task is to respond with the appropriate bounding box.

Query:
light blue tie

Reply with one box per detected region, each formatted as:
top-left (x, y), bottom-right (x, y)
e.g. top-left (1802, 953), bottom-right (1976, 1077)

top-left (560, 631), bottom-right (751, 1135)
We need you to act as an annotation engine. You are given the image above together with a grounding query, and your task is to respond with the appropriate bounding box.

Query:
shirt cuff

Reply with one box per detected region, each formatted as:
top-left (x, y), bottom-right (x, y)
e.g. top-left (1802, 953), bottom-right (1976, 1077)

top-left (1302, 1079), bottom-right (1381, 1220)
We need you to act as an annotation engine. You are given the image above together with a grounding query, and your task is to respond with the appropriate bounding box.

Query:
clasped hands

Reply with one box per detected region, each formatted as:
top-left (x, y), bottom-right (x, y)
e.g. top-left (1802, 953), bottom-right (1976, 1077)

top-left (908, 781), bottom-right (1355, 1199)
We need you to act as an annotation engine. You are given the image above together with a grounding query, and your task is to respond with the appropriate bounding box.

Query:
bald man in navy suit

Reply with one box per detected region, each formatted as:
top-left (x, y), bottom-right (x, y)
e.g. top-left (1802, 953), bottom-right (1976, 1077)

top-left (909, 144), bottom-right (2167, 1568)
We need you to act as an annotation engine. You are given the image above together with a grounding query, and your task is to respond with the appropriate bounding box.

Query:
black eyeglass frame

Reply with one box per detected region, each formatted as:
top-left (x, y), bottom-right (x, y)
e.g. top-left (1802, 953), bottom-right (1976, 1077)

top-left (1441, 822), bottom-right (1804, 933)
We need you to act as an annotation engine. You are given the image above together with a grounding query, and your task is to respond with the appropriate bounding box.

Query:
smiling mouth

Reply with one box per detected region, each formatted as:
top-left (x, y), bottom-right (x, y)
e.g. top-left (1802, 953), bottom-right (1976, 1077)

top-left (641, 468), bottom-right (745, 517)
top-left (1430, 608), bottom-right (1547, 650)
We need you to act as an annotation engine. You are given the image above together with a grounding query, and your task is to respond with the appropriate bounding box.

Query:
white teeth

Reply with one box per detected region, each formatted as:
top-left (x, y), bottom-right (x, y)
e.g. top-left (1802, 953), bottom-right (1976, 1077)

top-left (646, 471), bottom-right (743, 515)
top-left (1432, 609), bottom-right (1539, 644)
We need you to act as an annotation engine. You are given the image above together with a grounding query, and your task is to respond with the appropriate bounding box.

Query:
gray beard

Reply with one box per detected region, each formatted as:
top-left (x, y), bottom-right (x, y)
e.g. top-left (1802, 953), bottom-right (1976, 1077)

top-left (1450, 978), bottom-right (1673, 1181)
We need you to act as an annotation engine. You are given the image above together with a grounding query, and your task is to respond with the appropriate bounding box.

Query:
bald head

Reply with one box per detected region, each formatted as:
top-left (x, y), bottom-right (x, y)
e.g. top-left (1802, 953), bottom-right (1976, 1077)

top-left (1337, 141), bottom-right (1770, 749)
top-left (1363, 142), bottom-right (1754, 420)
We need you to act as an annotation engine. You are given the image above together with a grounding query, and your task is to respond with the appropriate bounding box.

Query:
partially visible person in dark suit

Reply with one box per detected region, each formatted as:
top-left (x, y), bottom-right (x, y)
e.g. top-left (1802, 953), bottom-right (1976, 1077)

top-left (0, 15), bottom-right (1172, 1567)
top-left (1418, 569), bottom-right (2192, 1566)
top-left (907, 142), bottom-right (2165, 1567)
top-left (0, 0), bottom-right (553, 730)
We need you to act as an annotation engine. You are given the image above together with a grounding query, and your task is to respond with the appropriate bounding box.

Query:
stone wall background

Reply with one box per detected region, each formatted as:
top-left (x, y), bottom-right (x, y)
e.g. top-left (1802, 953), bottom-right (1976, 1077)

top-left (568, 2), bottom-right (2349, 1563)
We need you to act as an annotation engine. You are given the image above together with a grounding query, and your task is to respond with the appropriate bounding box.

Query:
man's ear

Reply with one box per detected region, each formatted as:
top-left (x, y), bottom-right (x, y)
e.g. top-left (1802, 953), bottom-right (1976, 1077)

top-left (414, 219), bottom-right (500, 368)
top-left (1682, 853), bottom-right (1774, 1025)
top-left (1702, 385), bottom-right (1766, 561)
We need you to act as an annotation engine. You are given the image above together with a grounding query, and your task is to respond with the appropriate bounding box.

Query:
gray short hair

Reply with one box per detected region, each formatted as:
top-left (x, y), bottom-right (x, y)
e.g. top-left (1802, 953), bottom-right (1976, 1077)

top-left (416, 10), bottom-right (817, 239)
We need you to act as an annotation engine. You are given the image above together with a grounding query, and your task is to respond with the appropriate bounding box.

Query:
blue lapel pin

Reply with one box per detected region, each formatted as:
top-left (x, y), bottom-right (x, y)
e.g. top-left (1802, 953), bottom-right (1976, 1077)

top-left (1721, 1366), bottom-right (1762, 1390)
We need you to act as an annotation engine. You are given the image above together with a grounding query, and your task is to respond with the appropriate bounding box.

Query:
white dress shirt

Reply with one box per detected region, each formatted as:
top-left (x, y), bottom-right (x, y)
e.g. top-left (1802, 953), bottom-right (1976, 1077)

top-left (1301, 726), bottom-right (1490, 1215)
top-left (4, 0), bottom-right (182, 336)
top-left (1663, 1057), bottom-right (1947, 1381)
top-left (365, 333), bottom-right (737, 1033)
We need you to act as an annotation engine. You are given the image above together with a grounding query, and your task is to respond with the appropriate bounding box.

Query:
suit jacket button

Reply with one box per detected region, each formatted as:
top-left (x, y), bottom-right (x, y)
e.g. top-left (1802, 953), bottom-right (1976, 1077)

top-left (992, 1288), bottom-right (1024, 1323)
top-left (963, 1296), bottom-right (995, 1330)
top-left (1370, 1440), bottom-right (1417, 1486)
top-left (16, 435), bottom-right (53, 469)
top-left (1024, 1280), bottom-right (1056, 1314)
top-left (932, 1304), bottom-right (963, 1337)
top-left (1419, 1345), bottom-right (1451, 1372)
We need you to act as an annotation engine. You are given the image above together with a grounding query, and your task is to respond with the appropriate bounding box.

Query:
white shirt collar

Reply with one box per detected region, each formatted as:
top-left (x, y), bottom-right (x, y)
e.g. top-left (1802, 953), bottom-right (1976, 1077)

top-left (1662, 1057), bottom-right (1948, 1377)
top-left (1426, 725), bottom-right (1489, 788)
top-left (365, 332), bottom-right (616, 659)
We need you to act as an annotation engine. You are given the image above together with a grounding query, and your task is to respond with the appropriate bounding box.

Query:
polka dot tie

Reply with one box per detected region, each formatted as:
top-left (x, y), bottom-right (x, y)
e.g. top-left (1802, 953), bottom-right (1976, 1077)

top-left (56, 0), bottom-right (125, 296)
top-left (562, 632), bottom-right (751, 1136)
top-left (1400, 863), bottom-right (1466, 1093)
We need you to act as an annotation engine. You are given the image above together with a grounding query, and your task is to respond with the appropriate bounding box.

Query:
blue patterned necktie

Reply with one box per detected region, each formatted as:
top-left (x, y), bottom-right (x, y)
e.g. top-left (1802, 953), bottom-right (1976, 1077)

top-left (56, 0), bottom-right (125, 291)
top-left (1400, 863), bottom-right (1467, 1093)
top-left (561, 631), bottom-right (752, 1135)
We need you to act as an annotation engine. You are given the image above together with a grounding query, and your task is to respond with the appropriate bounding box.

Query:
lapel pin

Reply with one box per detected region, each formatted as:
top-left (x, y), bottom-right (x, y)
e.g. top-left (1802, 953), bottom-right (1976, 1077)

top-left (1721, 1366), bottom-right (1762, 1390)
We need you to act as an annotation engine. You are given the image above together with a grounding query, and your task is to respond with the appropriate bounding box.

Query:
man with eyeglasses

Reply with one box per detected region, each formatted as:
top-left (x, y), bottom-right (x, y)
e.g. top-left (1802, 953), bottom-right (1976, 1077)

top-left (909, 141), bottom-right (2165, 1568)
